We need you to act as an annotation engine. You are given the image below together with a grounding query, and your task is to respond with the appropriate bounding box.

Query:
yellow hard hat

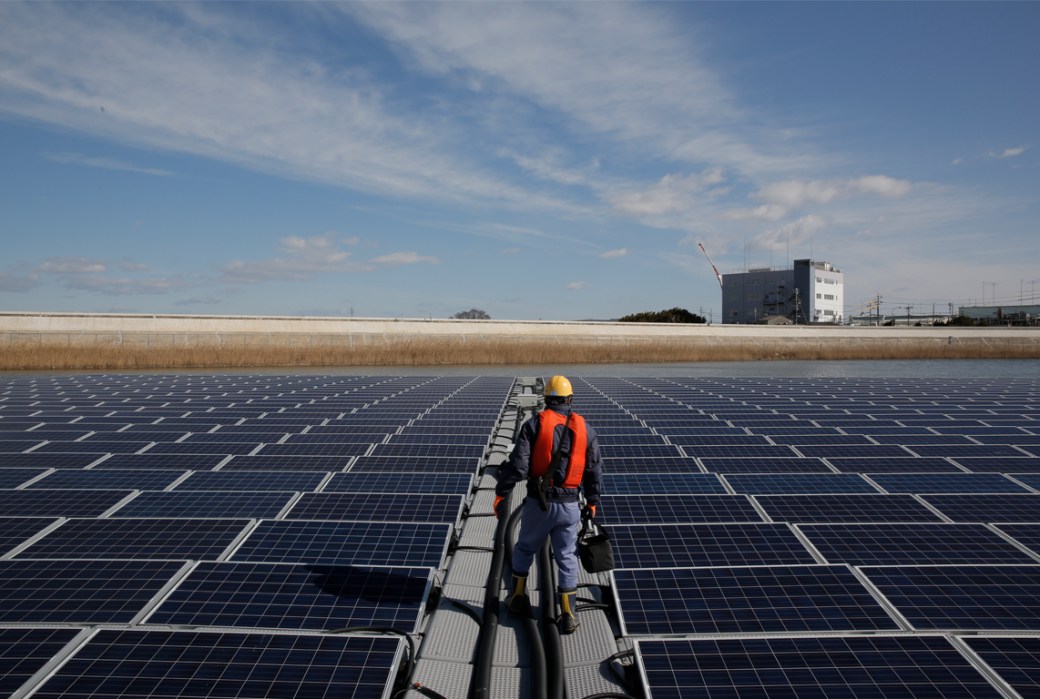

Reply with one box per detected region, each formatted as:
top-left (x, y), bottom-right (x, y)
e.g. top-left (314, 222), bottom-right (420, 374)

top-left (544, 375), bottom-right (573, 398)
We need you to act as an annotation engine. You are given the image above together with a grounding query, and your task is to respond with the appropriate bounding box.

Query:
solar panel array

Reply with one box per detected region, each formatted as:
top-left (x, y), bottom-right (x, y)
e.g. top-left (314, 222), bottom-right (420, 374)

top-left (574, 376), bottom-right (1040, 698)
top-left (0, 374), bottom-right (509, 697)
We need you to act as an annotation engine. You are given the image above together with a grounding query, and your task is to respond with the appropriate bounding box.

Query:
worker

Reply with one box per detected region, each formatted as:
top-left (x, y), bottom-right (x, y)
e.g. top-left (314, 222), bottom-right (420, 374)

top-left (494, 375), bottom-right (603, 634)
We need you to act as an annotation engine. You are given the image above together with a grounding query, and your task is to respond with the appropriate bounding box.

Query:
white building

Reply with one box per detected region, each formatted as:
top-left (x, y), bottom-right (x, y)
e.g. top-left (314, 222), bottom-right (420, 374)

top-left (722, 259), bottom-right (844, 324)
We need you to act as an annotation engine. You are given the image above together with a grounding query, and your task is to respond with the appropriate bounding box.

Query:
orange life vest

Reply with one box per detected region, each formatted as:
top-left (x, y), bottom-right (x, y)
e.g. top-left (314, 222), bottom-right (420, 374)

top-left (531, 409), bottom-right (587, 488)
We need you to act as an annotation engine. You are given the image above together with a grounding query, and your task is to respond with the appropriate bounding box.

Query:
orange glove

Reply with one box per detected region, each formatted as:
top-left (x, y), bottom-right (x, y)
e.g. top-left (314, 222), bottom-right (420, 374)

top-left (493, 495), bottom-right (505, 518)
top-left (589, 504), bottom-right (597, 518)
top-left (582, 504), bottom-right (597, 519)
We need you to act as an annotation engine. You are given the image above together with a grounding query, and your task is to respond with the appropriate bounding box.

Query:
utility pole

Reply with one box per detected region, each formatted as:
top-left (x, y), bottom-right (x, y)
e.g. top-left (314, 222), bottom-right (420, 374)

top-left (905, 305), bottom-right (913, 326)
top-left (876, 293), bottom-right (882, 326)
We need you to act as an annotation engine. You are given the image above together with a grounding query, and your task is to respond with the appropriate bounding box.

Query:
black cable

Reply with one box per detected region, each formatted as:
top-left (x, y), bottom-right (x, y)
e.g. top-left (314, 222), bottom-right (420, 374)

top-left (538, 540), bottom-right (564, 699)
top-left (506, 503), bottom-right (548, 699)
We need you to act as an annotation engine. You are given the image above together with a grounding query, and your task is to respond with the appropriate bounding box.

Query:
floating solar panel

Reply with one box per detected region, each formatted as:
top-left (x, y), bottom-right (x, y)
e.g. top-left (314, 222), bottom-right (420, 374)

top-left (909, 444), bottom-right (1032, 458)
top-left (922, 494), bottom-right (1040, 523)
top-left (146, 562), bottom-right (430, 632)
top-left (963, 636), bottom-right (1040, 699)
top-left (255, 442), bottom-right (373, 458)
top-left (34, 439), bottom-right (155, 454)
top-left (615, 564), bottom-right (900, 635)
top-left (990, 524), bottom-right (1040, 558)
top-left (29, 630), bottom-right (402, 699)
top-left (599, 456), bottom-right (703, 474)
top-left (0, 559), bottom-right (185, 624)
top-left (233, 520), bottom-right (451, 567)
top-left (0, 517), bottom-right (59, 556)
top-left (112, 491), bottom-right (294, 519)
top-left (951, 457), bottom-right (1040, 473)
top-left (349, 455), bottom-right (479, 473)
top-left (680, 444), bottom-right (799, 458)
top-left (286, 492), bottom-right (463, 524)
top-left (324, 472), bottom-right (472, 494)
top-left (0, 440), bottom-right (47, 452)
top-left (610, 523), bottom-right (817, 569)
top-left (603, 473), bottom-right (726, 495)
top-left (796, 444), bottom-right (914, 458)
top-left (175, 470), bottom-right (328, 492)
top-left (600, 494), bottom-right (763, 524)
top-left (15, 517), bottom-right (251, 560)
top-left (220, 454), bottom-right (351, 471)
top-left (0, 488), bottom-right (132, 517)
top-left (757, 493), bottom-right (946, 524)
top-left (868, 473), bottom-right (1029, 494)
top-left (636, 636), bottom-right (1005, 699)
top-left (0, 468), bottom-right (46, 488)
top-left (860, 564), bottom-right (1040, 631)
top-left (724, 473), bottom-right (878, 495)
top-left (146, 441), bottom-right (261, 456)
top-left (368, 443), bottom-right (486, 459)
top-left (0, 627), bottom-right (82, 697)
top-left (28, 469), bottom-right (188, 491)
top-left (798, 523), bottom-right (1040, 566)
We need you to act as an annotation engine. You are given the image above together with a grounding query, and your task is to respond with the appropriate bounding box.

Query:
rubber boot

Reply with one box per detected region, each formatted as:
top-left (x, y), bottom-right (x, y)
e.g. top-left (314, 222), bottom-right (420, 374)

top-left (506, 574), bottom-right (528, 613)
top-left (558, 588), bottom-right (580, 634)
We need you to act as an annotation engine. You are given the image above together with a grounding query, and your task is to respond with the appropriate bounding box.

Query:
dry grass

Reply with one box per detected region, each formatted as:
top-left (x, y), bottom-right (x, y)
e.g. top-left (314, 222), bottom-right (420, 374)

top-left (2, 332), bottom-right (1039, 370)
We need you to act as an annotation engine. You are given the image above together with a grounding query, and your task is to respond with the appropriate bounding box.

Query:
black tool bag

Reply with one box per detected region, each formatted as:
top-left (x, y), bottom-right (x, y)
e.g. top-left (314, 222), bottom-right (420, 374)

top-left (577, 514), bottom-right (615, 573)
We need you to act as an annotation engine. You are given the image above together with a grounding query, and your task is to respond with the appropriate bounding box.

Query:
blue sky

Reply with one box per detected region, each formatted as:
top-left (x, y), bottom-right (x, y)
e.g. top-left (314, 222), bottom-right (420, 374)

top-left (1, 2), bottom-right (1037, 321)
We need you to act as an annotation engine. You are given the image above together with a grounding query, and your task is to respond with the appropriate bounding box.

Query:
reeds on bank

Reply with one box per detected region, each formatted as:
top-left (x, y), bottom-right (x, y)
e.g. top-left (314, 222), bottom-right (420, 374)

top-left (2, 332), bottom-right (1038, 370)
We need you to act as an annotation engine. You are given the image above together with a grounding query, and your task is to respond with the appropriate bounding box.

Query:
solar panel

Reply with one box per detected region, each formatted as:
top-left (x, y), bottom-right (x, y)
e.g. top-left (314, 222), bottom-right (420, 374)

top-left (963, 636), bottom-right (1040, 699)
top-left (349, 455), bottom-right (480, 473)
top-left (96, 453), bottom-right (228, 470)
top-left (724, 473), bottom-right (879, 495)
top-left (922, 494), bottom-right (1040, 523)
top-left (324, 472), bottom-right (472, 494)
top-left (700, 457), bottom-right (834, 474)
top-left (610, 523), bottom-right (817, 568)
top-left (599, 456), bottom-right (702, 474)
top-left (990, 524), bottom-right (1040, 558)
top-left (0, 517), bottom-right (60, 556)
top-left (680, 444), bottom-right (799, 458)
top-left (0, 559), bottom-right (184, 624)
top-left (0, 488), bottom-right (132, 517)
top-left (220, 454), bottom-right (352, 471)
top-left (253, 442), bottom-right (373, 458)
top-left (636, 636), bottom-right (1005, 699)
top-left (15, 517), bottom-right (251, 560)
top-left (600, 494), bottom-right (764, 524)
top-left (286, 492), bottom-right (463, 523)
top-left (603, 473), bottom-right (726, 495)
top-left (909, 444), bottom-right (1031, 458)
top-left (869, 473), bottom-right (1029, 494)
top-left (0, 627), bottom-right (82, 697)
top-left (950, 457), bottom-right (1040, 473)
top-left (796, 444), bottom-right (914, 458)
top-left (175, 470), bottom-right (328, 492)
top-left (144, 441), bottom-right (259, 455)
top-left (798, 523), bottom-right (1040, 566)
top-left (29, 630), bottom-right (401, 699)
top-left (232, 520), bottom-right (451, 566)
top-left (756, 493), bottom-right (946, 524)
top-left (28, 469), bottom-right (188, 490)
top-left (826, 456), bottom-right (964, 473)
top-left (860, 564), bottom-right (1040, 631)
top-left (112, 491), bottom-right (294, 519)
top-left (615, 564), bottom-right (901, 635)
top-left (146, 562), bottom-right (430, 633)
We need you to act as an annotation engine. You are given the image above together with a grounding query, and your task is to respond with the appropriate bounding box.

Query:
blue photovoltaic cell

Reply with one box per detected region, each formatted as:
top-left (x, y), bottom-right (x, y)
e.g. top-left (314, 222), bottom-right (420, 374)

top-left (286, 492), bottom-right (463, 523)
top-left (349, 455), bottom-right (479, 473)
top-left (30, 630), bottom-right (401, 699)
top-left (615, 565), bottom-right (900, 635)
top-left (600, 495), bottom-right (763, 524)
top-left (15, 518), bottom-right (252, 560)
top-left (368, 443), bottom-right (485, 459)
top-left (0, 440), bottom-right (48, 452)
top-left (174, 470), bottom-right (328, 491)
top-left (599, 457), bottom-right (703, 474)
top-left (0, 452), bottom-right (103, 469)
top-left (861, 564), bottom-right (1040, 631)
top-left (0, 627), bottom-right (82, 697)
top-left (868, 473), bottom-right (1029, 494)
top-left (0, 559), bottom-right (184, 623)
top-left (798, 523), bottom-right (1039, 566)
top-left (0, 488), bottom-right (132, 517)
top-left (767, 434), bottom-right (874, 445)
top-left (637, 636), bottom-right (1004, 699)
top-left (0, 517), bottom-right (59, 556)
top-left (95, 453), bottom-right (228, 470)
top-left (827, 456), bottom-right (964, 473)
top-left (28, 469), bottom-right (187, 490)
top-left (34, 440), bottom-right (154, 454)
top-left (724, 473), bottom-right (879, 495)
top-left (756, 493), bottom-right (945, 524)
top-left (603, 473), bottom-right (726, 495)
top-left (147, 562), bottom-right (430, 632)
top-left (111, 491), bottom-right (294, 518)
top-left (663, 434), bottom-right (771, 446)
top-left (951, 457), bottom-right (1040, 473)
top-left (796, 444), bottom-right (914, 458)
top-left (680, 444), bottom-right (799, 458)
top-left (922, 494), bottom-right (1040, 523)
top-left (909, 444), bottom-right (1030, 458)
top-left (324, 472), bottom-right (472, 494)
top-left (610, 523), bottom-right (816, 568)
top-left (0, 468), bottom-right (45, 488)
top-left (232, 520), bottom-right (451, 567)
top-left (700, 457), bottom-right (833, 474)
top-left (964, 636), bottom-right (1040, 698)
top-left (221, 454), bottom-right (352, 471)
top-left (991, 524), bottom-right (1040, 558)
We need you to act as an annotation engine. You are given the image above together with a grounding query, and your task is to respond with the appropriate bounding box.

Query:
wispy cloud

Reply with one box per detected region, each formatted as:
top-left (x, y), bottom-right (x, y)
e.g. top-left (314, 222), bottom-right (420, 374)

top-left (754, 175), bottom-right (912, 208)
top-left (609, 169), bottom-right (727, 217)
top-left (43, 152), bottom-right (172, 176)
top-left (600, 248), bottom-right (628, 259)
top-left (370, 252), bottom-right (440, 266)
top-left (0, 270), bottom-right (39, 292)
top-left (566, 281), bottom-right (587, 290)
top-left (988, 145), bottom-right (1029, 159)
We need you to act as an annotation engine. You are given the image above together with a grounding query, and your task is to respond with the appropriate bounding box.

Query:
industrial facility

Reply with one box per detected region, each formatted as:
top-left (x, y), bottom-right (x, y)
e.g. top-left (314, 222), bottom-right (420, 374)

top-left (722, 259), bottom-right (844, 325)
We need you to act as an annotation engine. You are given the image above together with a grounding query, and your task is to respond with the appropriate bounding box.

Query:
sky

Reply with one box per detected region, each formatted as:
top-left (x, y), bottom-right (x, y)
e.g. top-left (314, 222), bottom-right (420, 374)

top-left (1, 1), bottom-right (1037, 322)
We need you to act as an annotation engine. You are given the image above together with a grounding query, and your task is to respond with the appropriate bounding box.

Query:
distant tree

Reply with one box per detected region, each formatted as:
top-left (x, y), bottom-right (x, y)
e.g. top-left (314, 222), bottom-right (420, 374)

top-left (452, 308), bottom-right (491, 320)
top-left (619, 307), bottom-right (706, 324)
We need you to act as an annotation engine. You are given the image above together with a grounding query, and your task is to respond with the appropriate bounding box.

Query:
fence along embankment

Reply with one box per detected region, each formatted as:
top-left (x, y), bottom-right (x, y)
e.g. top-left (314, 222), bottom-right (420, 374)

top-left (2, 313), bottom-right (1039, 370)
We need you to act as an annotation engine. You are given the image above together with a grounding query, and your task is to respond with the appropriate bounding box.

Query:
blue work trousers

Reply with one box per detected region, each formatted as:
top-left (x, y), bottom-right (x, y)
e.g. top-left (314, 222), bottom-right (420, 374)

top-left (511, 497), bottom-right (581, 591)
